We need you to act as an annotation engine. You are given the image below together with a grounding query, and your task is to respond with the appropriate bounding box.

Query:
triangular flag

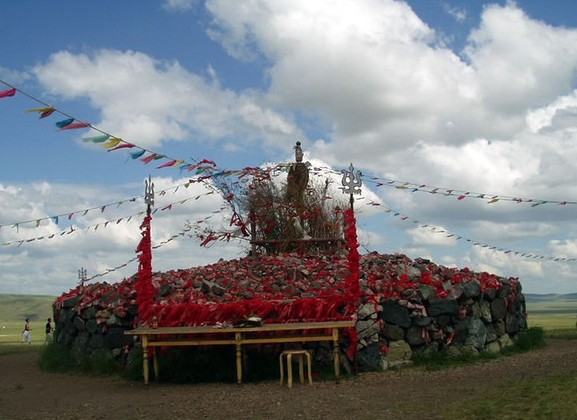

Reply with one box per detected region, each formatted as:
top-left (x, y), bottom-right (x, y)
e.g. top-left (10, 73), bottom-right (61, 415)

top-left (59, 121), bottom-right (91, 130)
top-left (82, 135), bottom-right (110, 143)
top-left (141, 153), bottom-right (158, 164)
top-left (26, 106), bottom-right (56, 118)
top-left (102, 138), bottom-right (122, 149)
top-left (130, 149), bottom-right (146, 159)
top-left (55, 118), bottom-right (74, 128)
top-left (0, 88), bottom-right (16, 98)
top-left (107, 143), bottom-right (135, 152)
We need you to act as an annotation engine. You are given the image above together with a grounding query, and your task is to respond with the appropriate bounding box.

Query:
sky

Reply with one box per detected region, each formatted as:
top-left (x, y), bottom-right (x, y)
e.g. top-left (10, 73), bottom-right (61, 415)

top-left (2, 0), bottom-right (577, 296)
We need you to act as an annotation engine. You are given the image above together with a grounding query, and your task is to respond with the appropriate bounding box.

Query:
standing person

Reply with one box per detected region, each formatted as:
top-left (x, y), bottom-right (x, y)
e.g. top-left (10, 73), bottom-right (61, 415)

top-left (44, 317), bottom-right (54, 344)
top-left (22, 318), bottom-right (31, 344)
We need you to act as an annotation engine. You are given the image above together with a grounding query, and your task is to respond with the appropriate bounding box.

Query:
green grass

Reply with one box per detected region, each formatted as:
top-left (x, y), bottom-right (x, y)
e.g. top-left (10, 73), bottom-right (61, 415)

top-left (0, 294), bottom-right (55, 347)
top-left (38, 342), bottom-right (121, 376)
top-left (526, 296), bottom-right (577, 331)
top-left (442, 369), bottom-right (577, 419)
top-left (0, 320), bottom-right (51, 346)
top-left (0, 294), bottom-right (55, 322)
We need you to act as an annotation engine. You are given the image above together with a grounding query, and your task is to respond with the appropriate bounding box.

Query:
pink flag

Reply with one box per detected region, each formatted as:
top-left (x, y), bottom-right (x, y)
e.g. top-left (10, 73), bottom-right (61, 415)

top-left (0, 88), bottom-right (16, 98)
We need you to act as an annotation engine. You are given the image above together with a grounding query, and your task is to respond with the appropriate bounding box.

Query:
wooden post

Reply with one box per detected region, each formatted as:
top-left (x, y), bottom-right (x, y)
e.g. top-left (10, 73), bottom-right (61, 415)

top-left (332, 328), bottom-right (340, 384)
top-left (235, 332), bottom-right (243, 384)
top-left (142, 335), bottom-right (149, 385)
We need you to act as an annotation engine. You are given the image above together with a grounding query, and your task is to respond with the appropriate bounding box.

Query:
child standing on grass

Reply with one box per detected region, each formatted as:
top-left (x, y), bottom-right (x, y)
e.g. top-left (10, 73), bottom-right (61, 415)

top-left (22, 318), bottom-right (31, 344)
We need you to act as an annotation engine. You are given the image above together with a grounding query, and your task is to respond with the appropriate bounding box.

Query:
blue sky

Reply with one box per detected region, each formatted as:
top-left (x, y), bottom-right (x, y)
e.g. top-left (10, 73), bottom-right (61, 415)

top-left (2, 0), bottom-right (577, 296)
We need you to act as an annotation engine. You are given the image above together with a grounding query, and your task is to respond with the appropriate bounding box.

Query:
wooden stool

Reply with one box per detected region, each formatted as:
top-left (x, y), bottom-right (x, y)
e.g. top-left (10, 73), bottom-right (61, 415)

top-left (279, 350), bottom-right (313, 388)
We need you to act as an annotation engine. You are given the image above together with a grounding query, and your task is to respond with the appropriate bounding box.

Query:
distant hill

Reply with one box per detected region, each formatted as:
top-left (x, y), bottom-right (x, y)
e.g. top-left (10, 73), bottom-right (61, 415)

top-left (525, 293), bottom-right (577, 303)
top-left (0, 294), bottom-right (56, 323)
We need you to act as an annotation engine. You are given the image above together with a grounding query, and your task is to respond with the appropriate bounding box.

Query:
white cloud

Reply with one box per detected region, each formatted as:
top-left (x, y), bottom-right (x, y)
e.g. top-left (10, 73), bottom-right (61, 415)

top-left (465, 4), bottom-right (577, 115)
top-left (32, 50), bottom-right (301, 150)
top-left (443, 3), bottom-right (467, 23)
top-left (0, 177), bottom-right (235, 294)
top-left (163, 0), bottom-right (197, 12)
top-left (407, 225), bottom-right (458, 247)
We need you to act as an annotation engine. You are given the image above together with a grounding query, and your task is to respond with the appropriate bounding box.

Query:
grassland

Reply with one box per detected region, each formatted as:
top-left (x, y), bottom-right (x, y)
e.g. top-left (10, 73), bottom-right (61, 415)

top-left (0, 294), bottom-right (55, 347)
top-left (525, 293), bottom-right (577, 330)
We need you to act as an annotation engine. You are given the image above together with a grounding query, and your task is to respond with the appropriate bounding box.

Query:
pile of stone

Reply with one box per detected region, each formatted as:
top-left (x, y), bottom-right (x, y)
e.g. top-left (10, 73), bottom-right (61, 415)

top-left (52, 251), bottom-right (527, 370)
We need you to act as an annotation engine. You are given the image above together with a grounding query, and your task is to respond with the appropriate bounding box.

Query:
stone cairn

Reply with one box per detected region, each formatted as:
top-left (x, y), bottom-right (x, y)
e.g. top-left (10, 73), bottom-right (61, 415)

top-left (53, 252), bottom-right (526, 373)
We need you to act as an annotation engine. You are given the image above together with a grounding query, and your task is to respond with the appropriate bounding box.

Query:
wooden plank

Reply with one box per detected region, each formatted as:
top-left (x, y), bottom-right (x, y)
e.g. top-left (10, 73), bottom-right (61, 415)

top-left (125, 320), bottom-right (355, 336)
top-left (238, 335), bottom-right (333, 345)
top-left (147, 339), bottom-right (238, 346)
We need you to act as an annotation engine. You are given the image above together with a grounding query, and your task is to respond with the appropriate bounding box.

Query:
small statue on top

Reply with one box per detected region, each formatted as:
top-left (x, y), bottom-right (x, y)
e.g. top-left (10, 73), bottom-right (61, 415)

top-left (286, 141), bottom-right (309, 207)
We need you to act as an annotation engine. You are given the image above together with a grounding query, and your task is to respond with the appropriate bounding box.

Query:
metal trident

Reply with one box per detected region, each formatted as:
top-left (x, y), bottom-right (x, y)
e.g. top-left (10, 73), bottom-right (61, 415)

top-left (144, 175), bottom-right (155, 212)
top-left (341, 163), bottom-right (363, 209)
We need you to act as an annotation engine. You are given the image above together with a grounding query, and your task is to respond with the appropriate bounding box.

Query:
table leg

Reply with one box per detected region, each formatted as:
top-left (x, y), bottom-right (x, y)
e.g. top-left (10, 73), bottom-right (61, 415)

top-left (332, 328), bottom-right (340, 384)
top-left (153, 347), bottom-right (159, 383)
top-left (235, 332), bottom-right (242, 384)
top-left (142, 335), bottom-right (149, 386)
top-left (287, 353), bottom-right (293, 389)
top-left (279, 353), bottom-right (284, 385)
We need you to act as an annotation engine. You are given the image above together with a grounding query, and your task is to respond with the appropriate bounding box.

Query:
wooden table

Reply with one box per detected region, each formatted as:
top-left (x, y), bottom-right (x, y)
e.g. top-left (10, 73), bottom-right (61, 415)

top-left (125, 320), bottom-right (355, 385)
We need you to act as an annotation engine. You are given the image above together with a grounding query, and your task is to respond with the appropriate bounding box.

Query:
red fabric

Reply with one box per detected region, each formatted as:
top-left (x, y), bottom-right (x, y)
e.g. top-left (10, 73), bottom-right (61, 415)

top-left (140, 153), bottom-right (158, 164)
top-left (343, 208), bottom-right (361, 358)
top-left (0, 88), bottom-right (16, 98)
top-left (135, 212), bottom-right (156, 325)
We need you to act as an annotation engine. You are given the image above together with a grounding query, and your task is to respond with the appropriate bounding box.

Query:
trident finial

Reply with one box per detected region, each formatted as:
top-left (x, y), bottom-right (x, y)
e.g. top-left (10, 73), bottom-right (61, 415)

top-left (144, 175), bottom-right (155, 209)
top-left (341, 163), bottom-right (362, 195)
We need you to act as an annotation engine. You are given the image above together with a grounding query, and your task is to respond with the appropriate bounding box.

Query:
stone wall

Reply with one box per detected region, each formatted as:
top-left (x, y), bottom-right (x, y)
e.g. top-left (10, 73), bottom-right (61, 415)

top-left (54, 292), bottom-right (137, 362)
top-left (52, 252), bottom-right (527, 371)
top-left (355, 277), bottom-right (526, 371)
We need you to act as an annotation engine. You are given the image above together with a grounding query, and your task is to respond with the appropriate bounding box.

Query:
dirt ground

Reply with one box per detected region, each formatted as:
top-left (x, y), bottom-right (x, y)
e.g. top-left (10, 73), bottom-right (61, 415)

top-left (2, 339), bottom-right (577, 420)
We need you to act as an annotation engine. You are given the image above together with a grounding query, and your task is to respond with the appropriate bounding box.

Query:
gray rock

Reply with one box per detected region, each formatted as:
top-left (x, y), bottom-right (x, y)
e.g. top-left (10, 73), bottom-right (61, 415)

top-left (356, 319), bottom-right (380, 339)
top-left (380, 301), bottom-right (411, 328)
top-left (387, 340), bottom-right (412, 363)
top-left (436, 315), bottom-right (451, 327)
top-left (85, 319), bottom-right (98, 334)
top-left (358, 303), bottom-right (380, 320)
top-left (485, 341), bottom-right (501, 354)
top-left (356, 343), bottom-right (385, 371)
top-left (382, 323), bottom-right (405, 341)
top-left (428, 298), bottom-right (458, 316)
top-left (81, 306), bottom-right (97, 320)
top-left (454, 319), bottom-right (469, 344)
top-left (62, 295), bottom-right (80, 308)
top-left (406, 326), bottom-right (426, 346)
top-left (480, 300), bottom-right (492, 323)
top-left (494, 320), bottom-right (506, 337)
top-left (490, 298), bottom-right (507, 320)
top-left (73, 316), bottom-right (86, 332)
top-left (499, 333), bottom-right (513, 349)
top-left (485, 324), bottom-right (498, 343)
top-left (418, 285), bottom-right (437, 301)
top-left (484, 288), bottom-right (498, 301)
top-left (463, 281), bottom-right (482, 299)
top-left (505, 313), bottom-right (521, 334)
top-left (104, 327), bottom-right (132, 349)
top-left (413, 316), bottom-right (432, 327)
top-left (465, 318), bottom-right (487, 350)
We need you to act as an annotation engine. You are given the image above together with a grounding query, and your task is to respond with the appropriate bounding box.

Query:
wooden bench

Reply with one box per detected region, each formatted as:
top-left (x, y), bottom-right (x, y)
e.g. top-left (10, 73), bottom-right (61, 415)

top-left (125, 320), bottom-right (355, 385)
